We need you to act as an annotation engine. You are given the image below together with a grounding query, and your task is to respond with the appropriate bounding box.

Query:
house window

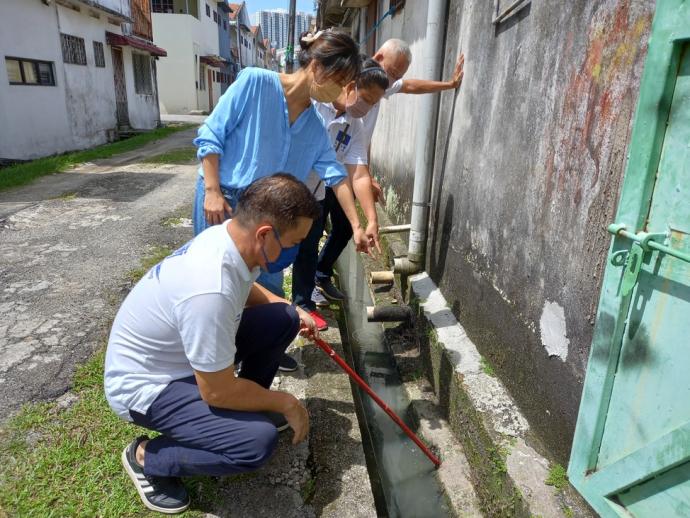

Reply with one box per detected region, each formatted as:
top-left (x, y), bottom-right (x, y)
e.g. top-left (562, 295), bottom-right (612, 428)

top-left (132, 53), bottom-right (153, 94)
top-left (60, 33), bottom-right (87, 65)
top-left (223, 20), bottom-right (227, 30)
top-left (152, 0), bottom-right (174, 13)
top-left (5, 57), bottom-right (55, 86)
top-left (213, 10), bottom-right (217, 22)
top-left (93, 41), bottom-right (105, 68)
top-left (205, 4), bottom-right (210, 17)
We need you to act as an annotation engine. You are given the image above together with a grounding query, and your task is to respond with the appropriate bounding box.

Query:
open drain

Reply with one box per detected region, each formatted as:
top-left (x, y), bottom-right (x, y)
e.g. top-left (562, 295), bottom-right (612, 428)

top-left (335, 244), bottom-right (450, 517)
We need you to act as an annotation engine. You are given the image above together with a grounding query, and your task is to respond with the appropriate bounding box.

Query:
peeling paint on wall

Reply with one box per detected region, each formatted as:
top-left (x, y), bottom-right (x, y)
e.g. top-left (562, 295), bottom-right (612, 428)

top-left (540, 301), bottom-right (570, 361)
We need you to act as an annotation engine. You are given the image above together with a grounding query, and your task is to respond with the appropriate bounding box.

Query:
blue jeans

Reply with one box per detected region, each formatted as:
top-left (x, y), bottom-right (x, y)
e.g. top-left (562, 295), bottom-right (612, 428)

top-left (192, 176), bottom-right (285, 297)
top-left (291, 200), bottom-right (325, 311)
top-left (129, 303), bottom-right (300, 477)
top-left (316, 187), bottom-right (353, 281)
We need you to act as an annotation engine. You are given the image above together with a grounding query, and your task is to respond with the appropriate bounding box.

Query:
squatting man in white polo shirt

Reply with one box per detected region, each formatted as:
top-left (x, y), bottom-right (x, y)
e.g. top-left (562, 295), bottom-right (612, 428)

top-left (104, 174), bottom-right (321, 514)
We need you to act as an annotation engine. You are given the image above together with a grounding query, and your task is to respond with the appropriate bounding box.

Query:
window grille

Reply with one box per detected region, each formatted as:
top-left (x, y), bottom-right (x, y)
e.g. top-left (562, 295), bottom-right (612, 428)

top-left (5, 57), bottom-right (56, 86)
top-left (152, 0), bottom-right (174, 13)
top-left (93, 41), bottom-right (106, 68)
top-left (132, 53), bottom-right (153, 94)
top-left (61, 33), bottom-right (87, 65)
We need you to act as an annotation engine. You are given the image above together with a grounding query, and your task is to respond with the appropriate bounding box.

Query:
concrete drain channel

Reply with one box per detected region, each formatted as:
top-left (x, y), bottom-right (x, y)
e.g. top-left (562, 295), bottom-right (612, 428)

top-left (335, 245), bottom-right (450, 517)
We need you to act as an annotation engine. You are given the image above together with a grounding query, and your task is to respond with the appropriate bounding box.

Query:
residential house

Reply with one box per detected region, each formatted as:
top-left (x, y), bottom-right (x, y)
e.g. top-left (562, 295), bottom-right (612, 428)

top-left (0, 0), bottom-right (165, 161)
top-left (215, 1), bottom-right (233, 94)
top-left (265, 41), bottom-right (279, 72)
top-left (229, 3), bottom-right (254, 70)
top-left (228, 3), bottom-right (243, 73)
top-left (251, 26), bottom-right (267, 69)
top-left (152, 0), bottom-right (229, 114)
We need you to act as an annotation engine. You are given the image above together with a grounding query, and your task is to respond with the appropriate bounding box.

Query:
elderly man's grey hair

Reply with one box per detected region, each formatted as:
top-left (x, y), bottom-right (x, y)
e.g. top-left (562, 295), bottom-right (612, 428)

top-left (380, 38), bottom-right (412, 64)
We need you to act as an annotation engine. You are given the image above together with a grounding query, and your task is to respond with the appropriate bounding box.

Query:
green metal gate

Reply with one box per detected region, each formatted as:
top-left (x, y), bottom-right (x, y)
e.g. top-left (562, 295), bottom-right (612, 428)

top-left (568, 2), bottom-right (690, 516)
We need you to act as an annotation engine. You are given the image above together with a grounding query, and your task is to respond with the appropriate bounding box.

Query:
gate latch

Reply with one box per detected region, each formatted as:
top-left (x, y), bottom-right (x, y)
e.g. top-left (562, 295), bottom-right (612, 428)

top-left (607, 224), bottom-right (670, 297)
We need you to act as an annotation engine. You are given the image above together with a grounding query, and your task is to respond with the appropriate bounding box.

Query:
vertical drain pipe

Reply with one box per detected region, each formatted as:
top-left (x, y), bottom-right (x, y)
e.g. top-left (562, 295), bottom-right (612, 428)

top-left (393, 0), bottom-right (449, 275)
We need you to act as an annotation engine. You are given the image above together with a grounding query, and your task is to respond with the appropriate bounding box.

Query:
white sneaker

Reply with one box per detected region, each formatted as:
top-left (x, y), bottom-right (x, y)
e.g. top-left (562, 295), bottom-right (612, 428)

top-left (311, 287), bottom-right (329, 307)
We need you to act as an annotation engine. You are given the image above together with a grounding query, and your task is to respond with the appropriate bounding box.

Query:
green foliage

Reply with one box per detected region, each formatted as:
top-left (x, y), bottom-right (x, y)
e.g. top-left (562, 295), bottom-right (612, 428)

top-left (0, 125), bottom-right (193, 191)
top-left (125, 245), bottom-right (173, 284)
top-left (301, 477), bottom-right (316, 502)
top-left (480, 356), bottom-right (496, 377)
top-left (545, 463), bottom-right (568, 490)
top-left (0, 347), bottom-right (225, 517)
top-left (142, 147), bottom-right (198, 164)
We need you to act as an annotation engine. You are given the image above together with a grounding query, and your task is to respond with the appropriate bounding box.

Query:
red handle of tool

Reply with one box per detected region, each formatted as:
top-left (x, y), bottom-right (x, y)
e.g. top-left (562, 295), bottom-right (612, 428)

top-left (310, 334), bottom-right (441, 468)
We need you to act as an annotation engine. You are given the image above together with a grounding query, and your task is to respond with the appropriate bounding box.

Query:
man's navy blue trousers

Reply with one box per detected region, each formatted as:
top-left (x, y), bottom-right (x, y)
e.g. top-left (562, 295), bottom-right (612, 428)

top-left (129, 302), bottom-right (300, 477)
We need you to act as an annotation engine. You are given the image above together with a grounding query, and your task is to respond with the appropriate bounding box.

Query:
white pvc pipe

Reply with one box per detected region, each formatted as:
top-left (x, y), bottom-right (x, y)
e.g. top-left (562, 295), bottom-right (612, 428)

top-left (395, 0), bottom-right (448, 274)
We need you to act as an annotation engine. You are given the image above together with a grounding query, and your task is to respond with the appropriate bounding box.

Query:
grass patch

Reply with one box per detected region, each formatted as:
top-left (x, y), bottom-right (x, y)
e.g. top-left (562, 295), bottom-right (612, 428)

top-left (300, 477), bottom-right (316, 502)
top-left (0, 124), bottom-right (194, 192)
top-left (480, 356), bottom-right (496, 377)
top-left (0, 348), bottom-right (225, 517)
top-left (142, 147), bottom-right (198, 164)
top-left (54, 191), bottom-right (78, 201)
top-left (125, 245), bottom-right (173, 284)
top-left (283, 266), bottom-right (293, 301)
top-left (545, 463), bottom-right (568, 491)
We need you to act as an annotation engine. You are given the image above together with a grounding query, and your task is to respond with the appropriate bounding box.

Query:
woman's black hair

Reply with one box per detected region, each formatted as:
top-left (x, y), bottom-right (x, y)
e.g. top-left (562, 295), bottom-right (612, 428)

top-left (298, 30), bottom-right (361, 83)
top-left (355, 56), bottom-right (389, 91)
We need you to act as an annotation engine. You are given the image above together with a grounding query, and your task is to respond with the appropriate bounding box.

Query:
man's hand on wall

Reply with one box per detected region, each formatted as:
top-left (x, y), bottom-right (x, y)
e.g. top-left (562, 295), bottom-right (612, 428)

top-left (452, 53), bottom-right (465, 89)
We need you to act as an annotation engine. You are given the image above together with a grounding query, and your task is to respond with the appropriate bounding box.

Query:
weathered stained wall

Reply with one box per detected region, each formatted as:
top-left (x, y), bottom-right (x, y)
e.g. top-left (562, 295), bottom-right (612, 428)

top-left (120, 46), bottom-right (160, 129)
top-left (0, 0), bottom-right (117, 160)
top-left (370, 0), bottom-right (654, 461)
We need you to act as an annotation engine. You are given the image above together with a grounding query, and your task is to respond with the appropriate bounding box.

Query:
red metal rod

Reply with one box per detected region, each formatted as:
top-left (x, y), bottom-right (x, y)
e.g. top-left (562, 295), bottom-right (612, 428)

top-left (310, 334), bottom-right (441, 468)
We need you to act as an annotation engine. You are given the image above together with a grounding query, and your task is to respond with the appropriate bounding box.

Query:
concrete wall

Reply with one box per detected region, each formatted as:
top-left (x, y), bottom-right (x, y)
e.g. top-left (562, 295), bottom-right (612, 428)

top-left (153, 14), bottom-right (200, 114)
top-left (0, 0), bottom-right (116, 160)
top-left (370, 0), bottom-right (654, 462)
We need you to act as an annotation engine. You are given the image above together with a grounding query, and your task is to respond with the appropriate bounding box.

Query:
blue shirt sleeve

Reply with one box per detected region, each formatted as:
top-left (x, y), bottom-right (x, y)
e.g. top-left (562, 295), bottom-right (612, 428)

top-left (193, 69), bottom-right (254, 160)
top-left (313, 132), bottom-right (347, 187)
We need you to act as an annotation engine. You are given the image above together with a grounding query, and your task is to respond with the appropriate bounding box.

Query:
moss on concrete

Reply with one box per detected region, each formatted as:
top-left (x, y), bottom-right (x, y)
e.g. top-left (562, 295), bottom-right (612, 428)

top-left (410, 295), bottom-right (530, 517)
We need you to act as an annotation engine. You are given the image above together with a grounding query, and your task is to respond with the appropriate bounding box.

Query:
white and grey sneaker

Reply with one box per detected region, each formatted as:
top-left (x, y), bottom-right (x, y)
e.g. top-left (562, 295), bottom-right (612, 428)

top-left (311, 287), bottom-right (329, 307)
top-left (121, 436), bottom-right (190, 514)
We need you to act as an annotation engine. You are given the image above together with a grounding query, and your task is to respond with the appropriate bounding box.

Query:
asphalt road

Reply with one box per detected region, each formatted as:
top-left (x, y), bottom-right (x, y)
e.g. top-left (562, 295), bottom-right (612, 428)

top-left (0, 128), bottom-right (198, 420)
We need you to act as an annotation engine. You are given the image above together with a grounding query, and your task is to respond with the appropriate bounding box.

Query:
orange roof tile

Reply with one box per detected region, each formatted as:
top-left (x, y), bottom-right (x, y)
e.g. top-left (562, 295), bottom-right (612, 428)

top-left (229, 2), bottom-right (243, 20)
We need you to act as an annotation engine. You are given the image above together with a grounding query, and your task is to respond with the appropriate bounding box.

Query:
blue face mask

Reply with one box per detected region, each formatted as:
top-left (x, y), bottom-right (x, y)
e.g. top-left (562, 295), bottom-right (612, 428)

top-left (261, 228), bottom-right (300, 273)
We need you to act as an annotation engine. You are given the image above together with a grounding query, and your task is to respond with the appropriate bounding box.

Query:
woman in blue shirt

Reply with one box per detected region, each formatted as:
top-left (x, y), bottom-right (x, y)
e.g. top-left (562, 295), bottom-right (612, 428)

top-left (192, 30), bottom-right (372, 270)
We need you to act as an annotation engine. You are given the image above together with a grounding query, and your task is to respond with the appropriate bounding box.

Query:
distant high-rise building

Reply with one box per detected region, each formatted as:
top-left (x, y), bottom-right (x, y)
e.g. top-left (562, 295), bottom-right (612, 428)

top-left (254, 9), bottom-right (314, 50)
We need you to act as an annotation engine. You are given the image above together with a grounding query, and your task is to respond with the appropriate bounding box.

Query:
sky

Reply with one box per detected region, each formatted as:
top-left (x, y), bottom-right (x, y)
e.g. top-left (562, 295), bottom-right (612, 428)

top-left (247, 0), bottom-right (315, 18)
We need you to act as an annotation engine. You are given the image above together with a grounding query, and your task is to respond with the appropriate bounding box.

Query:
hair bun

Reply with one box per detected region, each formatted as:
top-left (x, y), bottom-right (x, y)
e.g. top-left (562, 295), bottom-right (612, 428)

top-left (300, 30), bottom-right (323, 50)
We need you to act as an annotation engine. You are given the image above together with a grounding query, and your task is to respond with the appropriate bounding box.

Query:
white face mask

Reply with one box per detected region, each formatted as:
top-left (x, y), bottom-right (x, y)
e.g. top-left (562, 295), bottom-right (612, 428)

top-left (345, 87), bottom-right (374, 118)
